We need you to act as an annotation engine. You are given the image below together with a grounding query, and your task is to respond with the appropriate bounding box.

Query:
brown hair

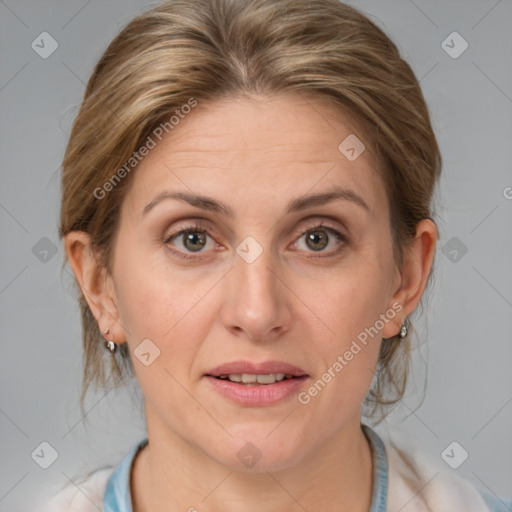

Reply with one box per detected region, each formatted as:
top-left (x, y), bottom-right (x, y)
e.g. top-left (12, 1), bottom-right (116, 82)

top-left (59, 0), bottom-right (441, 423)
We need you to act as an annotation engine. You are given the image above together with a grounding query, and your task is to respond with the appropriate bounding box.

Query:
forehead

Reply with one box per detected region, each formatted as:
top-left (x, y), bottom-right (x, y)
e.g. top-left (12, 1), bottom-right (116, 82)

top-left (122, 93), bottom-right (387, 220)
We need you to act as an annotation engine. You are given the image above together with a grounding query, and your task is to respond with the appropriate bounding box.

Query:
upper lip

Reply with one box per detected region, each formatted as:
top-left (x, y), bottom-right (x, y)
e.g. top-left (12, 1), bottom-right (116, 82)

top-left (206, 360), bottom-right (308, 377)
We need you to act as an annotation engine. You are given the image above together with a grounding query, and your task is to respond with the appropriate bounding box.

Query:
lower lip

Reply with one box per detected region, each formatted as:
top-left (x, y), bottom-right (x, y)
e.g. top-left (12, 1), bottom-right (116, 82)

top-left (205, 376), bottom-right (308, 406)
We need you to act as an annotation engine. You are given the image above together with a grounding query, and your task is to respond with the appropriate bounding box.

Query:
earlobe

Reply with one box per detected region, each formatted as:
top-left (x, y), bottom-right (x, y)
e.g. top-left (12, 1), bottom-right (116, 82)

top-left (382, 219), bottom-right (438, 338)
top-left (64, 231), bottom-right (124, 342)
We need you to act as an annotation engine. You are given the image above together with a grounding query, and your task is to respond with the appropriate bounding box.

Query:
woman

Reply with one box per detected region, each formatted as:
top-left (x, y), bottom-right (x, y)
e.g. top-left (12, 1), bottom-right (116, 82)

top-left (42, 0), bottom-right (511, 510)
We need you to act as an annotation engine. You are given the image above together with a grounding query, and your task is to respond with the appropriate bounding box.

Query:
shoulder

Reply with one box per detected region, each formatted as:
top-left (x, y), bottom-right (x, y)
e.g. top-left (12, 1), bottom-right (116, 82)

top-left (479, 490), bottom-right (512, 512)
top-left (35, 466), bottom-right (113, 512)
top-left (376, 425), bottom-right (512, 512)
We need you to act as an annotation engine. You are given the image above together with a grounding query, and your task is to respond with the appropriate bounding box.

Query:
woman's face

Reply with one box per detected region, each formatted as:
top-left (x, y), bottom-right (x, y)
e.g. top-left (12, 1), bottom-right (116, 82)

top-left (105, 93), bottom-right (412, 470)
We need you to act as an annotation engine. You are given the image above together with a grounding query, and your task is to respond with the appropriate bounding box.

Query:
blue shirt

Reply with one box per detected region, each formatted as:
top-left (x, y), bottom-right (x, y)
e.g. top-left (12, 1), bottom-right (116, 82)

top-left (102, 424), bottom-right (510, 511)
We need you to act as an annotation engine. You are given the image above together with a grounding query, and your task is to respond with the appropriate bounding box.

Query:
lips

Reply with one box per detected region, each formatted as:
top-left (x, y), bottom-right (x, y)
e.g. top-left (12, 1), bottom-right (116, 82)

top-left (206, 360), bottom-right (308, 379)
top-left (204, 360), bottom-right (309, 406)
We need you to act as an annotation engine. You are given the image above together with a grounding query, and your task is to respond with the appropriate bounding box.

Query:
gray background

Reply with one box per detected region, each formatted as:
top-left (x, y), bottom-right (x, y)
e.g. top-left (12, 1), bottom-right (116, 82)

top-left (1, 0), bottom-right (511, 510)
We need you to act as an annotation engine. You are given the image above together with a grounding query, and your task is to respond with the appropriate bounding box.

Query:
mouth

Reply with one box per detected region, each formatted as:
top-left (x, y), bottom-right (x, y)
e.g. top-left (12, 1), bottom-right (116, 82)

top-left (212, 373), bottom-right (299, 385)
top-left (205, 360), bottom-right (308, 381)
top-left (204, 361), bottom-right (309, 406)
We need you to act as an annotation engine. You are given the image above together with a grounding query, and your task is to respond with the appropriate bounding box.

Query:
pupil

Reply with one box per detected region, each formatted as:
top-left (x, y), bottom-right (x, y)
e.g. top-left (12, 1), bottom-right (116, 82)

top-left (307, 230), bottom-right (328, 251)
top-left (185, 232), bottom-right (206, 252)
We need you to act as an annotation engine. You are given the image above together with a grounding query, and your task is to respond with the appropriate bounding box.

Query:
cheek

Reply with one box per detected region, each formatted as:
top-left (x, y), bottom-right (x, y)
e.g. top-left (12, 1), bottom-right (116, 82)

top-left (113, 250), bottom-right (217, 365)
top-left (299, 255), bottom-right (389, 342)
top-left (297, 259), bottom-right (387, 399)
top-left (113, 259), bottom-right (213, 415)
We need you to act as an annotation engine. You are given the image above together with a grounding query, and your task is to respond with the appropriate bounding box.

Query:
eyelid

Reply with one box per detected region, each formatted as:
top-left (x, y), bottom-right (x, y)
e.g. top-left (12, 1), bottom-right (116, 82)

top-left (297, 217), bottom-right (349, 237)
top-left (163, 218), bottom-right (216, 242)
top-left (163, 216), bottom-right (349, 242)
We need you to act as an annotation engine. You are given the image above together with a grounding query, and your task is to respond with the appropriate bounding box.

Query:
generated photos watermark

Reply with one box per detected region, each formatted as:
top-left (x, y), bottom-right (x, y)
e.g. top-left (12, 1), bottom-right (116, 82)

top-left (93, 97), bottom-right (198, 200)
top-left (297, 301), bottom-right (404, 405)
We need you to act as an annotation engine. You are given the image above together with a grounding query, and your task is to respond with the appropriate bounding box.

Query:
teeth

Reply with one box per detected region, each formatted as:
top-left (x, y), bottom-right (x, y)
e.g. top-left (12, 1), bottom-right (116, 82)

top-left (255, 374), bottom-right (275, 384)
top-left (217, 373), bottom-right (293, 384)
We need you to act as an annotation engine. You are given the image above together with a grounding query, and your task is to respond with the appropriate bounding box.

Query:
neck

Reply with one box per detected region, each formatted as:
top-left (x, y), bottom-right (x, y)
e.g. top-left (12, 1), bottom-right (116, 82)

top-left (131, 408), bottom-right (373, 512)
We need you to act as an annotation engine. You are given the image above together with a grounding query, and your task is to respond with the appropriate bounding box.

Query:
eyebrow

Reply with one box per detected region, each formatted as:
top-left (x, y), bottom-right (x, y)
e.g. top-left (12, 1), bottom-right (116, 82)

top-left (142, 185), bottom-right (370, 218)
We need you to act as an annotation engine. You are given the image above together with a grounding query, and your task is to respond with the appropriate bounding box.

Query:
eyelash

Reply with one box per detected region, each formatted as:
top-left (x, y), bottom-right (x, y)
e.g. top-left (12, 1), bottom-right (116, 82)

top-left (163, 219), bottom-right (350, 261)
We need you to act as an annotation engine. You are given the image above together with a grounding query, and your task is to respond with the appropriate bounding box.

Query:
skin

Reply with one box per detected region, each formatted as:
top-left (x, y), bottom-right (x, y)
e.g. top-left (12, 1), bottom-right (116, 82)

top-left (65, 92), bottom-right (437, 512)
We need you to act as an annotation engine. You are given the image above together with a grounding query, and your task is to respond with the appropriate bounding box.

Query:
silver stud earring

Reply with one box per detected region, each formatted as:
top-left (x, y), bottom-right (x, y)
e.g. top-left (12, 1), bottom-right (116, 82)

top-left (103, 328), bottom-right (117, 353)
top-left (399, 317), bottom-right (409, 338)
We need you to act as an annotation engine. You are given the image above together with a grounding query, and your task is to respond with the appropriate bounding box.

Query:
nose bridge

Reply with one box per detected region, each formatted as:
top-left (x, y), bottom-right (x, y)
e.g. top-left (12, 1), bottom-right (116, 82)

top-left (222, 233), bottom-right (290, 339)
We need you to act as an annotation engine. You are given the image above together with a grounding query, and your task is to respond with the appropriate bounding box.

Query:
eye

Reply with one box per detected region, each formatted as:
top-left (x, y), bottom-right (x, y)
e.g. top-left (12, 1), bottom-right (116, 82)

top-left (163, 220), bottom-right (349, 260)
top-left (293, 221), bottom-right (349, 258)
top-left (163, 220), bottom-right (218, 260)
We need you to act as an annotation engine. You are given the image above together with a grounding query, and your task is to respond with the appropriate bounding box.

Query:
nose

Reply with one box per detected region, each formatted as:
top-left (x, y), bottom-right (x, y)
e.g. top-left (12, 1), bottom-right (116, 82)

top-left (220, 241), bottom-right (292, 343)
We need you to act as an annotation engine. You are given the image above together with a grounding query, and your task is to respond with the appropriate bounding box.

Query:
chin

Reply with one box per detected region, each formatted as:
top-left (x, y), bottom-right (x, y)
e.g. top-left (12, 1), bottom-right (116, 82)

top-left (208, 427), bottom-right (310, 473)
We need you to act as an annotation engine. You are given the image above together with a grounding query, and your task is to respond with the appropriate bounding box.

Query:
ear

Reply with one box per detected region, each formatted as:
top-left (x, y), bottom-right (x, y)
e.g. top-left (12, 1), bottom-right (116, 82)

top-left (382, 219), bottom-right (438, 339)
top-left (64, 231), bottom-right (125, 344)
